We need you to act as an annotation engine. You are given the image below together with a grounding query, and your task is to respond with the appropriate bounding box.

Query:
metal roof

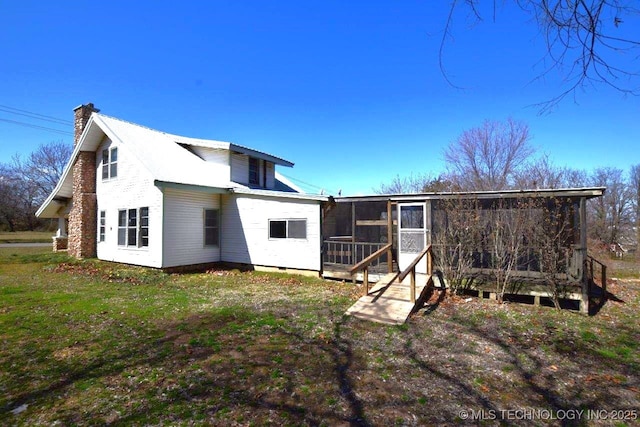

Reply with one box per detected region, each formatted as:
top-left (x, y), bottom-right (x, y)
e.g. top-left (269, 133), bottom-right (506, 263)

top-left (333, 187), bottom-right (606, 203)
top-left (36, 113), bottom-right (300, 218)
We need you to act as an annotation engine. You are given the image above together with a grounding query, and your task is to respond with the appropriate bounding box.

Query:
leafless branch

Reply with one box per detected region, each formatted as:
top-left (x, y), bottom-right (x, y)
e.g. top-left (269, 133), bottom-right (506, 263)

top-left (440, 0), bottom-right (640, 111)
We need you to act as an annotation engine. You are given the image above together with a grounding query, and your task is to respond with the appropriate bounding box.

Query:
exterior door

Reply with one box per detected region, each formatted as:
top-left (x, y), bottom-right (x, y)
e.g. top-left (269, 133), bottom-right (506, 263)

top-left (398, 203), bottom-right (427, 274)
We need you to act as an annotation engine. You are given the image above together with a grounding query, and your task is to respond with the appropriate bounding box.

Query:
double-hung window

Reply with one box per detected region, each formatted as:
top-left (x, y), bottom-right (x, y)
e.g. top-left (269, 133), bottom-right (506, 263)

top-left (269, 219), bottom-right (307, 239)
top-left (204, 209), bottom-right (219, 246)
top-left (118, 207), bottom-right (149, 247)
top-left (102, 147), bottom-right (118, 180)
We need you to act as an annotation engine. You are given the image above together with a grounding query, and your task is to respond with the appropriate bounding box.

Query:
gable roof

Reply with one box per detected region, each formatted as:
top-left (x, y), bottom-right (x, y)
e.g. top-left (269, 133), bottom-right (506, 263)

top-left (36, 113), bottom-right (303, 218)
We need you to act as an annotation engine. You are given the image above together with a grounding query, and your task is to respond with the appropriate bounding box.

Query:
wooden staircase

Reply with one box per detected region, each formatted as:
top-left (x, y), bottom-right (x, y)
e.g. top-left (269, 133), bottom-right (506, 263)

top-left (345, 272), bottom-right (433, 324)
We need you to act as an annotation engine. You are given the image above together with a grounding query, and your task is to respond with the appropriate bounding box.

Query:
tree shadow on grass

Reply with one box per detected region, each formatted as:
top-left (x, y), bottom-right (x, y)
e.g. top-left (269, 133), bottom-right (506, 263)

top-left (403, 312), bottom-right (636, 426)
top-left (3, 309), bottom-right (376, 426)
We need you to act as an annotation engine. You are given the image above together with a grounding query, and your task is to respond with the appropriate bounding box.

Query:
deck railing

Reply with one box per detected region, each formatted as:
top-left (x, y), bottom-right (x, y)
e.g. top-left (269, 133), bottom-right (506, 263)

top-left (397, 245), bottom-right (433, 303)
top-left (323, 241), bottom-right (390, 272)
top-left (348, 243), bottom-right (393, 296)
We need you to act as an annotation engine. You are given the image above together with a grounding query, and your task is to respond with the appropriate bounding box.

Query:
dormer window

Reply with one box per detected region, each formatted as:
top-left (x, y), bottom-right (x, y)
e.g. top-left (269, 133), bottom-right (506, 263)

top-left (102, 147), bottom-right (118, 180)
top-left (249, 157), bottom-right (259, 186)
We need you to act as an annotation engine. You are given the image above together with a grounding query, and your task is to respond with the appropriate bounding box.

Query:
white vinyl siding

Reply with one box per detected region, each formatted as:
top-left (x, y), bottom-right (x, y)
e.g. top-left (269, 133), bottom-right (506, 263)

top-left (230, 153), bottom-right (249, 185)
top-left (96, 138), bottom-right (163, 268)
top-left (188, 146), bottom-right (229, 164)
top-left (162, 188), bottom-right (221, 268)
top-left (187, 146), bottom-right (231, 183)
top-left (266, 162), bottom-right (275, 189)
top-left (230, 153), bottom-right (276, 189)
top-left (221, 194), bottom-right (321, 271)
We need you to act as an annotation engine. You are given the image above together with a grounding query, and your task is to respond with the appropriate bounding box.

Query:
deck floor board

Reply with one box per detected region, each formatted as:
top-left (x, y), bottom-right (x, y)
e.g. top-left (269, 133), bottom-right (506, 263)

top-left (345, 273), bottom-right (432, 325)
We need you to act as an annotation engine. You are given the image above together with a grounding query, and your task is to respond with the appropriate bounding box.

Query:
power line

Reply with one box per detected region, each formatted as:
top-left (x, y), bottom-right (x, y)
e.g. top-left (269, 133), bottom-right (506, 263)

top-left (280, 173), bottom-right (338, 195)
top-left (0, 118), bottom-right (73, 136)
top-left (0, 104), bottom-right (73, 125)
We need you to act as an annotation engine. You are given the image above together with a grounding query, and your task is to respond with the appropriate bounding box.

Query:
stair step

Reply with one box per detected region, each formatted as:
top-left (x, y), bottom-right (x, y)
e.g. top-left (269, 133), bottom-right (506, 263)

top-left (346, 273), bottom-right (433, 324)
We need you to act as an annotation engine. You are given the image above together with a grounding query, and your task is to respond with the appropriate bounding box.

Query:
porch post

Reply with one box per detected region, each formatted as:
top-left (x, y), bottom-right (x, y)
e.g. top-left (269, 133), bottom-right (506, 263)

top-left (56, 216), bottom-right (67, 237)
top-left (387, 200), bottom-right (393, 273)
top-left (351, 202), bottom-right (356, 266)
top-left (52, 216), bottom-right (68, 252)
top-left (580, 197), bottom-right (589, 315)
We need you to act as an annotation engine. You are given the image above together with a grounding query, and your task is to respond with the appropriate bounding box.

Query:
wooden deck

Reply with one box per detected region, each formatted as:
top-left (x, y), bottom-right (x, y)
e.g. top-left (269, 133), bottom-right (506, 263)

top-left (345, 272), bottom-right (433, 325)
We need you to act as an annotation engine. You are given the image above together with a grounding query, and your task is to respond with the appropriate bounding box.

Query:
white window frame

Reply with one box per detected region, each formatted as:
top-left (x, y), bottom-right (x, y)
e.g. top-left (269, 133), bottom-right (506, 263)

top-left (203, 209), bottom-right (220, 247)
top-left (268, 218), bottom-right (307, 240)
top-left (99, 210), bottom-right (106, 242)
top-left (102, 147), bottom-right (118, 180)
top-left (117, 207), bottom-right (149, 248)
top-left (140, 207), bottom-right (149, 247)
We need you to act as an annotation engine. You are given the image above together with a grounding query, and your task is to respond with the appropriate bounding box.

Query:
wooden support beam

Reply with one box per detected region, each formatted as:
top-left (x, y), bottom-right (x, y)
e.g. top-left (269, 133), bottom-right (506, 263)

top-left (580, 196), bottom-right (589, 315)
top-left (351, 202), bottom-right (356, 266)
top-left (410, 270), bottom-right (416, 303)
top-left (363, 268), bottom-right (369, 296)
top-left (387, 200), bottom-right (393, 273)
top-left (356, 220), bottom-right (388, 226)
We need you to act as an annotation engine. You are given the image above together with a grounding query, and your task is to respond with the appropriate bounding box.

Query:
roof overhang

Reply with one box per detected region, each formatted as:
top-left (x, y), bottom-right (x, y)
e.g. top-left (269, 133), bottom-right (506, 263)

top-left (154, 180), bottom-right (230, 194)
top-left (230, 187), bottom-right (328, 202)
top-left (333, 187), bottom-right (607, 203)
top-left (35, 115), bottom-right (109, 218)
top-left (229, 143), bottom-right (294, 168)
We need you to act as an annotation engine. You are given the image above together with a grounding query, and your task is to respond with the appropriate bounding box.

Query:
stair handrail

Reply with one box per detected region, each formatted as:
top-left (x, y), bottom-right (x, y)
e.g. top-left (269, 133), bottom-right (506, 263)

top-left (349, 243), bottom-right (393, 296)
top-left (397, 245), bottom-right (433, 303)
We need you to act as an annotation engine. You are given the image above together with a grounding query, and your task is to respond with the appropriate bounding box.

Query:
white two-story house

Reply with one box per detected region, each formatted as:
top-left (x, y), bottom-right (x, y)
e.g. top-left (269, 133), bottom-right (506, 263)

top-left (36, 104), bottom-right (326, 273)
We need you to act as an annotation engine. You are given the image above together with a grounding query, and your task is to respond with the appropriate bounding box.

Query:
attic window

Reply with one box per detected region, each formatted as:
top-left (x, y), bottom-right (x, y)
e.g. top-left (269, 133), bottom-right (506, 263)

top-left (102, 147), bottom-right (118, 180)
top-left (249, 157), bottom-right (259, 186)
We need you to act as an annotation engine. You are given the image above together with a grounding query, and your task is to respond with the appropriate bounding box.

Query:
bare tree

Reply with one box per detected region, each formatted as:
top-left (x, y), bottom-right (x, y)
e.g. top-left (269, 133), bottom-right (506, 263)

top-left (375, 173), bottom-right (434, 194)
top-left (431, 197), bottom-right (483, 294)
top-left (11, 140), bottom-right (72, 205)
top-left (441, 1), bottom-right (640, 111)
top-left (444, 118), bottom-right (534, 191)
top-left (588, 167), bottom-right (633, 244)
top-left (487, 199), bottom-right (530, 303)
top-left (0, 140), bottom-right (72, 231)
top-left (528, 197), bottom-right (575, 309)
top-left (513, 155), bottom-right (590, 189)
top-left (630, 164), bottom-right (640, 257)
top-left (375, 172), bottom-right (456, 194)
top-left (0, 165), bottom-right (21, 231)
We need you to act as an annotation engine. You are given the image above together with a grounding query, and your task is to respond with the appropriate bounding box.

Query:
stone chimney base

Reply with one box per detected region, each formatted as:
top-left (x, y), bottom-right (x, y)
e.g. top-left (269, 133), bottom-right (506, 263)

top-left (68, 193), bottom-right (97, 258)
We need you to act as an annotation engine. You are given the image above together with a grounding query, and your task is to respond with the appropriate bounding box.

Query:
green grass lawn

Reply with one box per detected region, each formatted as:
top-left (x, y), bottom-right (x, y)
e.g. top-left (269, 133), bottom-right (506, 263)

top-left (1, 247), bottom-right (639, 425)
top-left (0, 231), bottom-right (53, 243)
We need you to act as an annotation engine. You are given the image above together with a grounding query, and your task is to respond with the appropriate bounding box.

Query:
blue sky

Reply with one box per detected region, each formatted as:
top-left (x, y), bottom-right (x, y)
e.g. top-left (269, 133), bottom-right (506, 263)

top-left (1, 1), bottom-right (638, 195)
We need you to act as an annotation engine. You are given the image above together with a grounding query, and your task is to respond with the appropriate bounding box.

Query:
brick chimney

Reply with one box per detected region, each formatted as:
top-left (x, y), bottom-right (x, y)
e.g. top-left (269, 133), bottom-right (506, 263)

top-left (68, 103), bottom-right (100, 258)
